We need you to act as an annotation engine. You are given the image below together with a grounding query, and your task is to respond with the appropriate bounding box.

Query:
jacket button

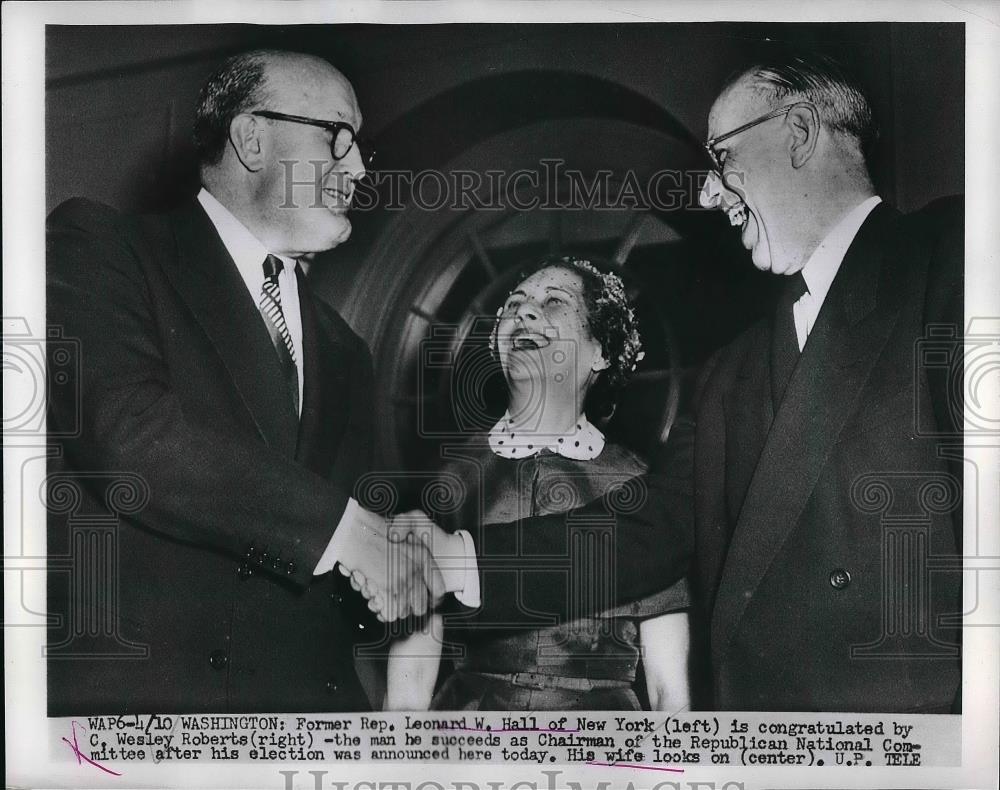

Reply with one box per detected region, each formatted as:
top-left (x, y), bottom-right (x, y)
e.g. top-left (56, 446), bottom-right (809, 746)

top-left (330, 593), bottom-right (344, 606)
top-left (209, 649), bottom-right (229, 670)
top-left (285, 561), bottom-right (295, 575)
top-left (829, 568), bottom-right (852, 590)
top-left (237, 562), bottom-right (253, 580)
top-left (325, 678), bottom-right (339, 694)
top-left (245, 544), bottom-right (256, 558)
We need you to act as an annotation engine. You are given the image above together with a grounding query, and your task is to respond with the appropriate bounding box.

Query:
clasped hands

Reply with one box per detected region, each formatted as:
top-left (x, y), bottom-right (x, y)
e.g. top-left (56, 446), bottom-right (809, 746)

top-left (335, 508), bottom-right (465, 621)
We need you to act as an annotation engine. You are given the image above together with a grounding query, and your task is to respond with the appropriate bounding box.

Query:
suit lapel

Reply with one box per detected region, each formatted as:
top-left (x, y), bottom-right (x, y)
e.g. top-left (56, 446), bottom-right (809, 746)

top-left (295, 268), bottom-right (351, 473)
top-left (159, 200), bottom-right (299, 458)
top-left (711, 204), bottom-right (904, 662)
top-left (721, 332), bottom-right (772, 525)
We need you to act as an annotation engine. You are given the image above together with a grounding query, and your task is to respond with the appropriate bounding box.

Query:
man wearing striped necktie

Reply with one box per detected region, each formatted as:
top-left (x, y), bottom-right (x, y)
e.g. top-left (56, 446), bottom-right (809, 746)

top-left (46, 50), bottom-right (442, 714)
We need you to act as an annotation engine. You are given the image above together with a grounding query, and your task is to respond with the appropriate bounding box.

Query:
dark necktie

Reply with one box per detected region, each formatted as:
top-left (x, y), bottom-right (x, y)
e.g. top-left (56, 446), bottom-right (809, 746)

top-left (770, 271), bottom-right (808, 410)
top-left (259, 254), bottom-right (299, 414)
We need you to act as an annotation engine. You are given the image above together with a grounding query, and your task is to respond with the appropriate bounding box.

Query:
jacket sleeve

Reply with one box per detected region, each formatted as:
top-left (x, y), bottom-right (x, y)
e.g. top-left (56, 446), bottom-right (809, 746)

top-left (46, 198), bottom-right (356, 587)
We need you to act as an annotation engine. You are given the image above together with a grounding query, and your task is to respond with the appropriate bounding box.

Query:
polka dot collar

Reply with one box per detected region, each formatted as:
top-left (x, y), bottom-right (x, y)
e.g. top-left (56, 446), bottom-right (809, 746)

top-left (487, 412), bottom-right (605, 460)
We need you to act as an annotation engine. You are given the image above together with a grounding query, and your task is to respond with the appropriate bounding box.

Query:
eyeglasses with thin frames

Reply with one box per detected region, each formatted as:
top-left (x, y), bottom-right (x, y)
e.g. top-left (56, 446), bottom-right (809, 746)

top-left (704, 102), bottom-right (814, 174)
top-left (250, 110), bottom-right (376, 170)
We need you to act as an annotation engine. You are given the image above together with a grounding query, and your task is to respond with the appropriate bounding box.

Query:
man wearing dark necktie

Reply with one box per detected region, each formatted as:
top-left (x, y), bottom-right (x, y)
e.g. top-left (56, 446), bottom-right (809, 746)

top-left (693, 52), bottom-right (963, 711)
top-left (45, 49), bottom-right (442, 714)
top-left (770, 271), bottom-right (808, 408)
top-left (367, 53), bottom-right (961, 715)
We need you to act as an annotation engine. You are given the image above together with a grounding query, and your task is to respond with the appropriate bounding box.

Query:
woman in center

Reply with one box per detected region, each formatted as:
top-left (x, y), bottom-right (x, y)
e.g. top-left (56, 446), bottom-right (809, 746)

top-left (386, 255), bottom-right (690, 711)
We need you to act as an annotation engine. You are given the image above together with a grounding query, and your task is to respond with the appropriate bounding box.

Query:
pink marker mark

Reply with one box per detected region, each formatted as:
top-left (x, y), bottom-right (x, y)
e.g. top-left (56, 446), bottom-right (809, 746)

top-left (62, 720), bottom-right (122, 777)
top-left (587, 761), bottom-right (684, 773)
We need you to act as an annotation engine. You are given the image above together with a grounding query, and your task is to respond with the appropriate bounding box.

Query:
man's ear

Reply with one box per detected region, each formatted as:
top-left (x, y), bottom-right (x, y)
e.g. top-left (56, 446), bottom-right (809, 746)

top-left (228, 114), bottom-right (266, 172)
top-left (786, 103), bottom-right (820, 169)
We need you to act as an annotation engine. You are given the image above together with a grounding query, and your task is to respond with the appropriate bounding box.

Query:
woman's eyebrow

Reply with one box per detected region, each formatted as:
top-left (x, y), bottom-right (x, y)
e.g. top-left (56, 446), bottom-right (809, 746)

top-left (544, 286), bottom-right (574, 296)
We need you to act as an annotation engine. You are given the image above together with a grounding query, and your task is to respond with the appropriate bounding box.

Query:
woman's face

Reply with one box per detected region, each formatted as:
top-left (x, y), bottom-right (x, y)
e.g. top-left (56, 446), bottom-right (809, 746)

top-left (494, 267), bottom-right (608, 394)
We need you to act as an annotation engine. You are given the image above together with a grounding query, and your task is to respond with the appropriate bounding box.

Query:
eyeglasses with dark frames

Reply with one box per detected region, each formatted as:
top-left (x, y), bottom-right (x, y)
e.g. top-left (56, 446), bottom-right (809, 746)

top-left (251, 110), bottom-right (376, 169)
top-left (704, 101), bottom-right (815, 174)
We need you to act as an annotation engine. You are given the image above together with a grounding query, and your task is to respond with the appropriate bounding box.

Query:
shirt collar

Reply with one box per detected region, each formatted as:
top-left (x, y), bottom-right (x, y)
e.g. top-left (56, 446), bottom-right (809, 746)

top-left (488, 412), bottom-right (606, 461)
top-left (800, 195), bottom-right (882, 304)
top-left (197, 187), bottom-right (296, 288)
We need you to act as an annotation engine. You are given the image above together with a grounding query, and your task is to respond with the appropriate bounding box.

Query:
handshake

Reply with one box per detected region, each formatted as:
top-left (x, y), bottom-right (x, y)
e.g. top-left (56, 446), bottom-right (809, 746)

top-left (334, 507), bottom-right (470, 621)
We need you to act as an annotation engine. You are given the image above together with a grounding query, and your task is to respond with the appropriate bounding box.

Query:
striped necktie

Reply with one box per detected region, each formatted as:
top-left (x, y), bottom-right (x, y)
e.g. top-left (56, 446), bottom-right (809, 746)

top-left (260, 254), bottom-right (299, 414)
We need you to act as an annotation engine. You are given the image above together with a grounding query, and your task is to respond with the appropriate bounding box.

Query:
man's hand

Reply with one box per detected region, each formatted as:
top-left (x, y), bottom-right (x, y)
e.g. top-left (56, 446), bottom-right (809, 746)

top-left (352, 510), bottom-right (463, 614)
top-left (334, 507), bottom-right (444, 621)
top-left (390, 510), bottom-right (466, 595)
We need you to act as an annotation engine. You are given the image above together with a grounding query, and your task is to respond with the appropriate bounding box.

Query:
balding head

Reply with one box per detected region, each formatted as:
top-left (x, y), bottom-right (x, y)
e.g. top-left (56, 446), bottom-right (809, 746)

top-left (261, 52), bottom-right (361, 128)
top-left (700, 53), bottom-right (878, 275)
top-left (194, 50), bottom-right (360, 168)
top-left (718, 53), bottom-right (876, 165)
top-left (195, 49), bottom-right (368, 257)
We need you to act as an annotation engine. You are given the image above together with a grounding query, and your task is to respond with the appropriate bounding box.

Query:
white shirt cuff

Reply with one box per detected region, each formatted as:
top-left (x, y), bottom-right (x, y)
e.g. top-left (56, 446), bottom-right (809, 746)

top-left (313, 497), bottom-right (361, 575)
top-left (452, 529), bottom-right (481, 608)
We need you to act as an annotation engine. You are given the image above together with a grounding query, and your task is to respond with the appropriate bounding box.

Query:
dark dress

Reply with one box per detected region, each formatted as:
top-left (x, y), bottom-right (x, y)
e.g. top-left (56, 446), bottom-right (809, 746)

top-left (430, 431), bottom-right (690, 711)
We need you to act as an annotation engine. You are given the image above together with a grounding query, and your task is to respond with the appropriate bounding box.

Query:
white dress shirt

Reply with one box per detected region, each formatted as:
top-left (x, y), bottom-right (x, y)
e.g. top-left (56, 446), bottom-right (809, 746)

top-left (199, 188), bottom-right (348, 578)
top-left (197, 188), bottom-right (477, 596)
top-left (793, 195), bottom-right (883, 350)
top-left (197, 188), bottom-right (305, 407)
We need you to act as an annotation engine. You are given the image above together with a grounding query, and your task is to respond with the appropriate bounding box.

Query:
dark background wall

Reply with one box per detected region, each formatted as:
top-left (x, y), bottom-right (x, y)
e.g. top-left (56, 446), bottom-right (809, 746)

top-left (46, 23), bottom-right (965, 466)
top-left (46, 23), bottom-right (964, 248)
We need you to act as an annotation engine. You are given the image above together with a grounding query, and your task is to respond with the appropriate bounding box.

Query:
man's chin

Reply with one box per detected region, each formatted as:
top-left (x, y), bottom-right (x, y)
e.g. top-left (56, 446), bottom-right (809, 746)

top-left (745, 233), bottom-right (772, 271)
top-left (290, 222), bottom-right (352, 258)
top-left (744, 220), bottom-right (774, 272)
top-left (750, 246), bottom-right (774, 272)
top-left (320, 215), bottom-right (352, 249)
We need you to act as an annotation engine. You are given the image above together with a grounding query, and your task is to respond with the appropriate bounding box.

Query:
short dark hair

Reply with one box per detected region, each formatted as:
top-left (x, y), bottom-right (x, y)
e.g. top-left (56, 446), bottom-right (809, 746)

top-left (490, 255), bottom-right (644, 392)
top-left (725, 52), bottom-right (877, 158)
top-left (193, 50), bottom-right (272, 166)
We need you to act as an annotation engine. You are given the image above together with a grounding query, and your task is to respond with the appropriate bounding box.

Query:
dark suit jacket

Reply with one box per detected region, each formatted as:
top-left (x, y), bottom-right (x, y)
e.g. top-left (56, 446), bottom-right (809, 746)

top-left (693, 199), bottom-right (963, 712)
top-left (465, 199), bottom-right (962, 715)
top-left (46, 197), bottom-right (375, 714)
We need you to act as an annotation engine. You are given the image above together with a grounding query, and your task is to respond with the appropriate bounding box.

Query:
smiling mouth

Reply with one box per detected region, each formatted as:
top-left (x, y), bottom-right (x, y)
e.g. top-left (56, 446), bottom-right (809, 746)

top-left (323, 187), bottom-right (351, 209)
top-left (509, 332), bottom-right (550, 351)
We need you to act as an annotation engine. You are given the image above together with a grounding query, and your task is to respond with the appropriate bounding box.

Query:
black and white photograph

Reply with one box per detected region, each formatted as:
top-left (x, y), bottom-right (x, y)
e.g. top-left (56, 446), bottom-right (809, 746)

top-left (4, 2), bottom-right (999, 789)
